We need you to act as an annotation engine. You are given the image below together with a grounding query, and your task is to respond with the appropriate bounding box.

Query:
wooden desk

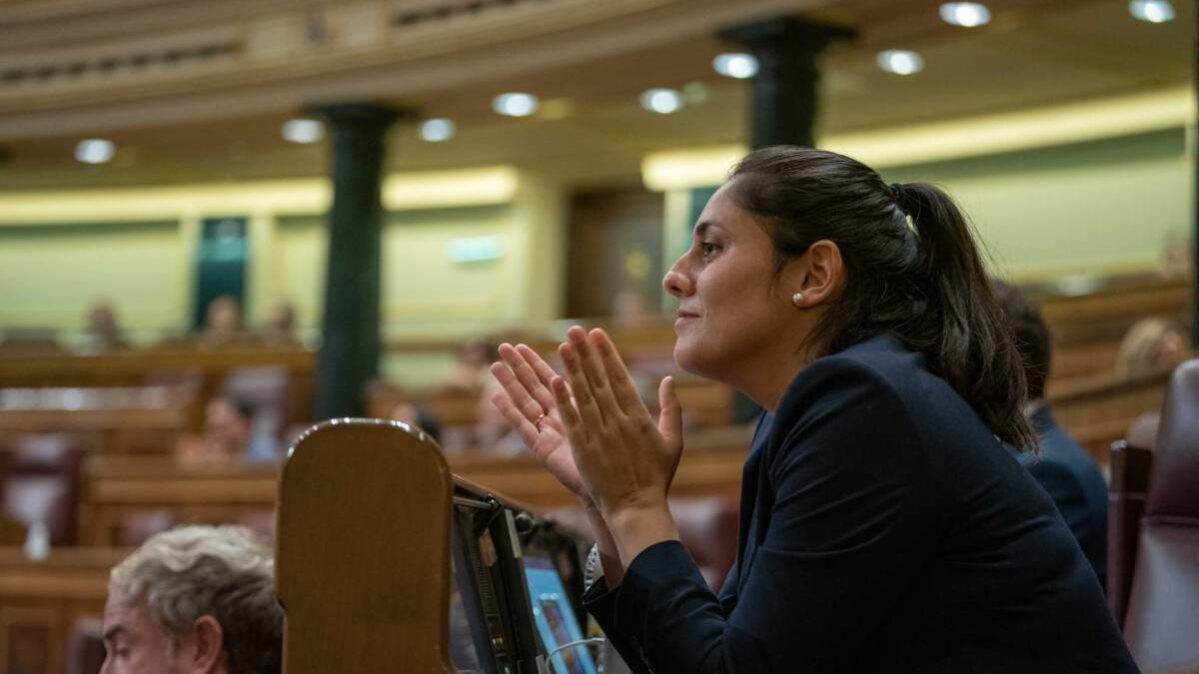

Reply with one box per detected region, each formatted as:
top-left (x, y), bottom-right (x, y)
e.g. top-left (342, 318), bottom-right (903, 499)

top-left (0, 346), bottom-right (315, 433)
top-left (80, 425), bottom-right (755, 545)
top-left (80, 457), bottom-right (280, 546)
top-left (0, 387), bottom-right (190, 456)
top-left (0, 547), bottom-right (123, 674)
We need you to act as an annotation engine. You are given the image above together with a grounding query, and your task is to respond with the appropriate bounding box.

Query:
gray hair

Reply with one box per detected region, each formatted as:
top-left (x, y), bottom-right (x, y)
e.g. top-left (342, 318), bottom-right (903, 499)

top-left (109, 525), bottom-right (282, 674)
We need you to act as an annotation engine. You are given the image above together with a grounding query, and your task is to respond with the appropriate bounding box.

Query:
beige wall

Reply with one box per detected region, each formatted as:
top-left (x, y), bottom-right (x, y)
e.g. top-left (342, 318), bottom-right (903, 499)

top-left (0, 119), bottom-right (1191, 377)
top-left (0, 221), bottom-right (187, 342)
top-left (665, 128), bottom-right (1193, 285)
top-left (881, 129), bottom-right (1191, 281)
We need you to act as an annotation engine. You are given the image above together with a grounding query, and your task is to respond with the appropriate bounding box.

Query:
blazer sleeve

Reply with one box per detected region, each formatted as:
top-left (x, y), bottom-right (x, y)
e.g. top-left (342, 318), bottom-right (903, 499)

top-left (1024, 458), bottom-right (1089, 545)
top-left (590, 357), bottom-right (942, 674)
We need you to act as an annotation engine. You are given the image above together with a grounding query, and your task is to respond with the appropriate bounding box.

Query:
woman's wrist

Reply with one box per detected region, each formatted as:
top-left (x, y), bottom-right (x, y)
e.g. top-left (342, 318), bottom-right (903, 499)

top-left (579, 495), bottom-right (626, 587)
top-left (607, 502), bottom-right (680, 570)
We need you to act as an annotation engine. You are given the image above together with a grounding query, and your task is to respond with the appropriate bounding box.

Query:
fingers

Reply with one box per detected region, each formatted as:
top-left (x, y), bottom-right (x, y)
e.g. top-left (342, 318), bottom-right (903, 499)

top-left (550, 375), bottom-right (589, 452)
top-left (657, 376), bottom-right (682, 445)
top-left (491, 392), bottom-right (540, 448)
top-left (567, 326), bottom-right (622, 420)
top-left (559, 338), bottom-right (605, 433)
top-left (504, 343), bottom-right (557, 415)
top-left (489, 358), bottom-right (543, 422)
top-left (591, 328), bottom-right (647, 417)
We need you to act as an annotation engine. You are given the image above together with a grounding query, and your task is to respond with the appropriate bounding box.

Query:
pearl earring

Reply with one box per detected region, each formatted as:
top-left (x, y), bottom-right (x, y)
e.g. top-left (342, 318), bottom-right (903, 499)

top-left (792, 291), bottom-right (805, 307)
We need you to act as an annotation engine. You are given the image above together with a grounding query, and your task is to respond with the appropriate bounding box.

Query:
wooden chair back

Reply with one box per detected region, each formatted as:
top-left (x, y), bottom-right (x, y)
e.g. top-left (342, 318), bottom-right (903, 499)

top-left (276, 419), bottom-right (456, 674)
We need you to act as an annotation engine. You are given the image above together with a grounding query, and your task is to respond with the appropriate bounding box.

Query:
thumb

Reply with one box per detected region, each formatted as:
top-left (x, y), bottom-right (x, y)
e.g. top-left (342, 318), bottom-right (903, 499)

top-left (657, 376), bottom-right (682, 447)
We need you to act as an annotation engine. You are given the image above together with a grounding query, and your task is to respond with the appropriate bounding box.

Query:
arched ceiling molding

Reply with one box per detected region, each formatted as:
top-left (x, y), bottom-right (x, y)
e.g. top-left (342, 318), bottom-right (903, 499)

top-left (0, 0), bottom-right (814, 141)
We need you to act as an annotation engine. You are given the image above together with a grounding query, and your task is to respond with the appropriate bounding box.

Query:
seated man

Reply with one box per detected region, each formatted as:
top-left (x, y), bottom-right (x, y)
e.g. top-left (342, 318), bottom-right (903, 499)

top-left (102, 525), bottom-right (282, 674)
top-left (994, 281), bottom-right (1109, 587)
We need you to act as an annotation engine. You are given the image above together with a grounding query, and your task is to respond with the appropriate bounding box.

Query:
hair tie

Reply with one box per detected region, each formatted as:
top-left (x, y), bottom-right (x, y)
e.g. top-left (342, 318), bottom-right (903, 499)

top-left (890, 182), bottom-right (907, 204)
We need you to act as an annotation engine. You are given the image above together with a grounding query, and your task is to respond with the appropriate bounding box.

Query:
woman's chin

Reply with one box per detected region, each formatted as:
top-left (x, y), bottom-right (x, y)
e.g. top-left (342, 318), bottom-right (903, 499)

top-left (672, 342), bottom-right (709, 379)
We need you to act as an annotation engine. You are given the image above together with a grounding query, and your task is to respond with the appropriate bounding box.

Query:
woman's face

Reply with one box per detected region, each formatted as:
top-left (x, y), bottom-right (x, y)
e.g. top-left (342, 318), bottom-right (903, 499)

top-left (663, 183), bottom-right (804, 383)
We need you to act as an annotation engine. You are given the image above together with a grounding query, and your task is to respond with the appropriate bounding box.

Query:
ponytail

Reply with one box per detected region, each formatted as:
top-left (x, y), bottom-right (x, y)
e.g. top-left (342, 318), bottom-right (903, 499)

top-left (730, 147), bottom-right (1037, 451)
top-left (896, 183), bottom-right (1036, 451)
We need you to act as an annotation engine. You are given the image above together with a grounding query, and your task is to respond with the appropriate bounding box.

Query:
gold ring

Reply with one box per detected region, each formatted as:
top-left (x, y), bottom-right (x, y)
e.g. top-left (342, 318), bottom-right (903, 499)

top-left (533, 412), bottom-right (547, 428)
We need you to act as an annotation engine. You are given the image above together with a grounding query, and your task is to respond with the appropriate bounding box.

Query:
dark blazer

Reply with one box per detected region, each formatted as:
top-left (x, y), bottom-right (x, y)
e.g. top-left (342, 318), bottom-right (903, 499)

top-left (584, 334), bottom-right (1137, 674)
top-left (1018, 406), bottom-right (1110, 588)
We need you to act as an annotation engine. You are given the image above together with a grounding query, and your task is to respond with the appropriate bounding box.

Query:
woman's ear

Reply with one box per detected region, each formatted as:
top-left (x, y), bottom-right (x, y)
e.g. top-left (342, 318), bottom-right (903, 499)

top-left (790, 240), bottom-right (844, 306)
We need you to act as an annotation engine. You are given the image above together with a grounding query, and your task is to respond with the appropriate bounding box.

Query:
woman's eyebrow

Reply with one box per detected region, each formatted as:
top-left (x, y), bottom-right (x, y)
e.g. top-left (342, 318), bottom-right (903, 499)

top-left (694, 221), bottom-right (725, 237)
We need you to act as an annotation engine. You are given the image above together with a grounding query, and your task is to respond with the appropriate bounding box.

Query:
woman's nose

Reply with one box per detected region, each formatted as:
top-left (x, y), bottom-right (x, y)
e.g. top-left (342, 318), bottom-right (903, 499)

top-left (663, 259), bottom-right (691, 298)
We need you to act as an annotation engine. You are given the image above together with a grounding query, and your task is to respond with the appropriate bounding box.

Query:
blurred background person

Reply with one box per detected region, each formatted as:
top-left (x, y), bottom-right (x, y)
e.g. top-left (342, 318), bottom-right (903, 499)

top-left (440, 338), bottom-right (499, 392)
top-left (994, 280), bottom-right (1109, 587)
top-left (176, 396), bottom-right (281, 465)
top-left (197, 296), bottom-right (247, 348)
top-left (80, 301), bottom-right (129, 353)
top-left (1115, 316), bottom-right (1190, 378)
top-left (389, 398), bottom-right (443, 444)
top-left (261, 301), bottom-right (299, 347)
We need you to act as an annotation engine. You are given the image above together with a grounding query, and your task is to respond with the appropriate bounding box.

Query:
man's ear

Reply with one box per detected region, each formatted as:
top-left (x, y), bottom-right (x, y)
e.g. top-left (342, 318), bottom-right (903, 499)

top-left (183, 615), bottom-right (225, 674)
top-left (788, 239), bottom-right (844, 306)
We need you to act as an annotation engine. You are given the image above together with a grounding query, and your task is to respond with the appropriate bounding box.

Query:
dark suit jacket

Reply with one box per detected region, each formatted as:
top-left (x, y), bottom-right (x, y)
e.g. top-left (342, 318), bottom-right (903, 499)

top-left (584, 334), bottom-right (1137, 674)
top-left (1018, 406), bottom-right (1110, 588)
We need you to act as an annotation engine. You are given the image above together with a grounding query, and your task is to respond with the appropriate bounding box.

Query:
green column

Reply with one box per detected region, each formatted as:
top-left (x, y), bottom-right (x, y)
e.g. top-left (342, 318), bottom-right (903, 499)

top-left (721, 16), bottom-right (854, 149)
top-left (314, 103), bottom-right (402, 420)
top-left (719, 17), bottom-right (853, 423)
top-left (1192, 24), bottom-right (1198, 349)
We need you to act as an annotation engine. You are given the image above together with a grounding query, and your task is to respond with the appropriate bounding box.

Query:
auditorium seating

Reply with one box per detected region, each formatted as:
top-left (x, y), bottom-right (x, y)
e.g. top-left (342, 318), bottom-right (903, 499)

top-left (1, 434), bottom-right (84, 545)
top-left (0, 547), bottom-right (121, 674)
top-left (1108, 438), bottom-right (1155, 627)
top-left (1048, 366), bottom-right (1174, 465)
top-left (0, 345), bottom-right (315, 433)
top-left (1122, 357), bottom-right (1199, 673)
top-left (64, 619), bottom-right (104, 674)
top-left (0, 386), bottom-right (190, 457)
top-left (79, 454), bottom-right (279, 546)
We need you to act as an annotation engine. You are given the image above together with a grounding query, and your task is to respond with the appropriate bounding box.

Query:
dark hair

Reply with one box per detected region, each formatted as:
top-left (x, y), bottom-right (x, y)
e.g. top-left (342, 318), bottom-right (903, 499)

top-left (213, 396), bottom-right (255, 423)
top-left (729, 146), bottom-right (1036, 451)
top-left (991, 280), bottom-right (1051, 400)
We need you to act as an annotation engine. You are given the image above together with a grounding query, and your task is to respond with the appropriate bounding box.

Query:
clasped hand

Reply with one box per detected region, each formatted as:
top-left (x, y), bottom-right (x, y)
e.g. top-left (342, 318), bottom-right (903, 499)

top-left (489, 326), bottom-right (683, 526)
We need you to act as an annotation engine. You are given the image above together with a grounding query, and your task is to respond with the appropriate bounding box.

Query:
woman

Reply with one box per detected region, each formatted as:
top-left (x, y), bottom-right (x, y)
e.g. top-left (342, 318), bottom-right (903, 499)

top-left (490, 147), bottom-right (1137, 673)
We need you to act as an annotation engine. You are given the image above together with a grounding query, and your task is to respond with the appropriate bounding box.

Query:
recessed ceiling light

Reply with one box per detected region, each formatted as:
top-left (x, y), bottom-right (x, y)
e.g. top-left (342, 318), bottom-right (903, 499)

top-left (282, 119), bottom-right (324, 144)
top-left (419, 118), bottom-right (455, 142)
top-left (492, 93), bottom-right (539, 117)
top-left (939, 2), bottom-right (991, 27)
top-left (640, 88), bottom-right (684, 114)
top-left (1129, 0), bottom-right (1175, 22)
top-left (877, 50), bottom-right (924, 76)
top-left (713, 53), bottom-right (759, 79)
top-left (75, 139), bottom-right (114, 164)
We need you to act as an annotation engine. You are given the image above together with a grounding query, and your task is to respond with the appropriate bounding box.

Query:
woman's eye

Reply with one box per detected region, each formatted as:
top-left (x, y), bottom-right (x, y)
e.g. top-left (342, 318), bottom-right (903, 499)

top-left (700, 242), bottom-right (719, 257)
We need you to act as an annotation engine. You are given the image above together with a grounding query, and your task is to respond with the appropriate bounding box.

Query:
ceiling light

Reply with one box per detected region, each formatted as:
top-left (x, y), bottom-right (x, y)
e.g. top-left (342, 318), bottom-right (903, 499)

top-left (640, 88), bottom-right (684, 114)
top-left (1129, 0), bottom-right (1175, 22)
top-left (282, 119), bottom-right (325, 144)
top-left (492, 93), bottom-right (539, 117)
top-left (419, 118), bottom-right (455, 142)
top-left (877, 50), bottom-right (924, 76)
top-left (713, 53), bottom-right (759, 79)
top-left (939, 2), bottom-right (991, 27)
top-left (75, 139), bottom-right (114, 164)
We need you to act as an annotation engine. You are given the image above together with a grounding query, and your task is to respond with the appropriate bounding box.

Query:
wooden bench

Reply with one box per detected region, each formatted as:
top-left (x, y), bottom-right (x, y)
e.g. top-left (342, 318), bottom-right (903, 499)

top-left (79, 424), bottom-right (754, 545)
top-left (0, 386), bottom-right (191, 457)
top-left (79, 456), bottom-right (281, 546)
top-left (0, 346), bottom-right (316, 433)
top-left (0, 547), bottom-right (123, 674)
